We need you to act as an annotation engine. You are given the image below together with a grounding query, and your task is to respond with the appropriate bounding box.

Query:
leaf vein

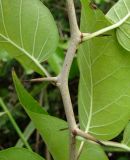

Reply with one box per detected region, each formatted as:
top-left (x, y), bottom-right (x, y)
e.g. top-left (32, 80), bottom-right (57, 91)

top-left (32, 6), bottom-right (39, 56)
top-left (92, 95), bottom-right (130, 116)
top-left (19, 0), bottom-right (24, 48)
top-left (0, 0), bottom-right (9, 38)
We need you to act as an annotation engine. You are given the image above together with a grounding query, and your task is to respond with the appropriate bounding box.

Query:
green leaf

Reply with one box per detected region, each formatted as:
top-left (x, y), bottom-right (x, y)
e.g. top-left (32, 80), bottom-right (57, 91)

top-left (106, 0), bottom-right (130, 51)
top-left (12, 71), bottom-right (69, 160)
top-left (79, 141), bottom-right (108, 160)
top-left (16, 121), bottom-right (35, 147)
top-left (12, 71), bottom-right (108, 160)
top-left (0, 147), bottom-right (45, 160)
top-left (78, 0), bottom-right (130, 141)
top-left (0, 0), bottom-right (59, 75)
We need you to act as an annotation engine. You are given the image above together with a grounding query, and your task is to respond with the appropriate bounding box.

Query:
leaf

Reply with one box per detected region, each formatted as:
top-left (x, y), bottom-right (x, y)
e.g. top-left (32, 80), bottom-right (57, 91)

top-left (106, 0), bottom-right (130, 51)
top-left (16, 121), bottom-right (35, 147)
top-left (0, 0), bottom-right (59, 75)
top-left (12, 71), bottom-right (69, 160)
top-left (0, 147), bottom-right (45, 160)
top-left (79, 141), bottom-right (108, 160)
top-left (12, 71), bottom-right (108, 160)
top-left (78, 0), bottom-right (130, 141)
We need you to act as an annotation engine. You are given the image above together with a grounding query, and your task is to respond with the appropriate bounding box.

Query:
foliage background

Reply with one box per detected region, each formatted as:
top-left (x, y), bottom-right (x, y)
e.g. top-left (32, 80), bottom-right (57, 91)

top-left (0, 0), bottom-right (129, 160)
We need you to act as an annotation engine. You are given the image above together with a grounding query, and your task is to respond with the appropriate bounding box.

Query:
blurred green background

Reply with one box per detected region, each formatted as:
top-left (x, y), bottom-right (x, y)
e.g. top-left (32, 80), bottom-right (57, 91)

top-left (0, 0), bottom-right (129, 160)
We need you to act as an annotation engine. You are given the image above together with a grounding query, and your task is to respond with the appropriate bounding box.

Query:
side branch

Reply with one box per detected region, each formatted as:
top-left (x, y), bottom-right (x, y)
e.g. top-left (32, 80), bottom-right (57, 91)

top-left (101, 141), bottom-right (130, 152)
top-left (74, 128), bottom-right (130, 159)
top-left (82, 12), bottom-right (130, 41)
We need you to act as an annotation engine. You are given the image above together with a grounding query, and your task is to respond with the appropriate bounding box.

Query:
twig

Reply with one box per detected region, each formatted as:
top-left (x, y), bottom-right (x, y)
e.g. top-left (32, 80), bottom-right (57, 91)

top-left (75, 129), bottom-right (130, 159)
top-left (101, 140), bottom-right (130, 152)
top-left (73, 128), bottom-right (102, 145)
top-left (74, 128), bottom-right (103, 160)
top-left (57, 0), bottom-right (81, 159)
top-left (82, 12), bottom-right (130, 41)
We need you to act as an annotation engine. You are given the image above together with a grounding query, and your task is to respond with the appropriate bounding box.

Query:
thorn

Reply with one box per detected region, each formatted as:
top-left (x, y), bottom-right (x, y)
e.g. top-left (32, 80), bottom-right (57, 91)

top-left (24, 78), bottom-right (45, 83)
top-left (98, 140), bottom-right (106, 146)
top-left (59, 127), bottom-right (69, 131)
top-left (96, 34), bottom-right (112, 37)
top-left (24, 77), bottom-right (58, 83)
top-left (60, 123), bottom-right (79, 131)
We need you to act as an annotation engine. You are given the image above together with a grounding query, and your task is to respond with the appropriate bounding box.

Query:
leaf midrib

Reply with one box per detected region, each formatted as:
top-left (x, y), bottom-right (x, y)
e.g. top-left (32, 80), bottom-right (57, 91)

top-left (84, 41), bottom-right (93, 133)
top-left (0, 33), bottom-right (45, 74)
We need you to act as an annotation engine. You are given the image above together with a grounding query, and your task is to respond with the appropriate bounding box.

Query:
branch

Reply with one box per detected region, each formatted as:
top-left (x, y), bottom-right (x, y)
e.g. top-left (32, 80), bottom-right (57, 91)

top-left (66, 0), bottom-right (80, 37)
top-left (74, 128), bottom-right (103, 160)
top-left (73, 128), bottom-right (101, 144)
top-left (24, 1), bottom-right (81, 158)
top-left (57, 0), bottom-right (81, 159)
top-left (82, 12), bottom-right (130, 41)
top-left (58, 0), bottom-right (81, 130)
